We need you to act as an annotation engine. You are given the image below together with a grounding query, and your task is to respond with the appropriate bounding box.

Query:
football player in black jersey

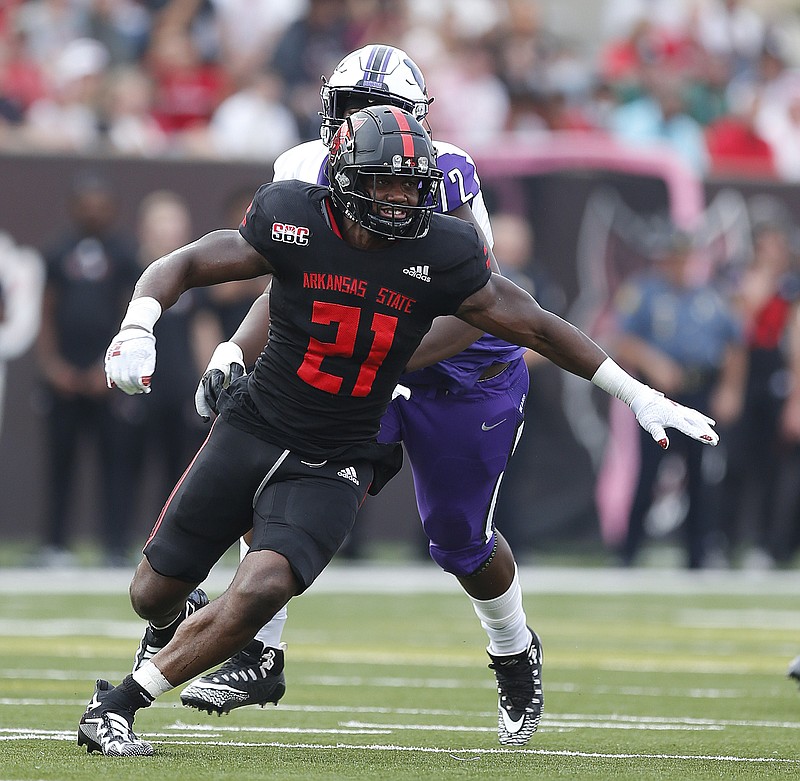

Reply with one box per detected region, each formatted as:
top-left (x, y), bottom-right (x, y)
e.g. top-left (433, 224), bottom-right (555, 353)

top-left (79, 105), bottom-right (718, 757)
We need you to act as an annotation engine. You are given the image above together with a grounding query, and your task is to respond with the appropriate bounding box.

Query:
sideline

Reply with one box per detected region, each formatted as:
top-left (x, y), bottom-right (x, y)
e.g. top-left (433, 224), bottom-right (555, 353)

top-left (0, 562), bottom-right (795, 596)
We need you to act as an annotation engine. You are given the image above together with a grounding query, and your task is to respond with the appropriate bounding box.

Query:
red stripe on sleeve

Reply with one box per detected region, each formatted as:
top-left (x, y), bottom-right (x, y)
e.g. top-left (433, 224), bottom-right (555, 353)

top-left (325, 198), bottom-right (343, 238)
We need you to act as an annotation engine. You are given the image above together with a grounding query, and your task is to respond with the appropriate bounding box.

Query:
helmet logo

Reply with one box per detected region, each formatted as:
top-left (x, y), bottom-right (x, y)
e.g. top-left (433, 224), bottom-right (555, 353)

top-left (330, 115), bottom-right (368, 158)
top-left (418, 157), bottom-right (429, 173)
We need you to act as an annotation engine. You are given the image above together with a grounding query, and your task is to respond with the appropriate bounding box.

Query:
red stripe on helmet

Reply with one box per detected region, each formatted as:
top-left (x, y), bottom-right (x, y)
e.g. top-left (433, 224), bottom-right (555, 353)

top-left (387, 106), bottom-right (415, 158)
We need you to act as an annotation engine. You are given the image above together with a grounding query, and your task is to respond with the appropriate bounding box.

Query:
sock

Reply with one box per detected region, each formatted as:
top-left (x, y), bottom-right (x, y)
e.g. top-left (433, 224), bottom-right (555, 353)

top-left (468, 565), bottom-right (531, 656)
top-left (132, 661), bottom-right (173, 699)
top-left (111, 675), bottom-right (156, 713)
top-left (254, 605), bottom-right (288, 648)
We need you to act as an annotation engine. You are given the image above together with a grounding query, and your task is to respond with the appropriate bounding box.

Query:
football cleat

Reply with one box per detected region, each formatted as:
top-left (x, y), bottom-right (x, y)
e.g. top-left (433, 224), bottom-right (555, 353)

top-left (77, 679), bottom-right (153, 757)
top-left (487, 628), bottom-right (543, 745)
top-left (132, 588), bottom-right (209, 671)
top-left (180, 640), bottom-right (286, 715)
top-left (788, 655), bottom-right (800, 686)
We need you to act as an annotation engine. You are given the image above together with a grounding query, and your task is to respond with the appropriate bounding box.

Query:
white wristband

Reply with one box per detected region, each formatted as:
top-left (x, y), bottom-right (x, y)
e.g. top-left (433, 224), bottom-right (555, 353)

top-left (120, 296), bottom-right (162, 332)
top-left (207, 340), bottom-right (244, 370)
top-left (591, 357), bottom-right (648, 407)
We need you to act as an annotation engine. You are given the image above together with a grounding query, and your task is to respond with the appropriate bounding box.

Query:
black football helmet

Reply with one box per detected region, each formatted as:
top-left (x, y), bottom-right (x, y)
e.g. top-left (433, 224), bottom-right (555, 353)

top-left (327, 105), bottom-right (443, 240)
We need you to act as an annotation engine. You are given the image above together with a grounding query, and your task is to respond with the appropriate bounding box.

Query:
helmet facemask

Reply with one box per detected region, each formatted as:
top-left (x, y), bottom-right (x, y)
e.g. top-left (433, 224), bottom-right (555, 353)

top-left (328, 107), bottom-right (443, 240)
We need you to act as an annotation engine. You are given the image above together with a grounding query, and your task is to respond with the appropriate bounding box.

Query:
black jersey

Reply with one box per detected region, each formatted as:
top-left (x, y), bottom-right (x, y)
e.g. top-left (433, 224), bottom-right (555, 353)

top-left (220, 180), bottom-right (491, 462)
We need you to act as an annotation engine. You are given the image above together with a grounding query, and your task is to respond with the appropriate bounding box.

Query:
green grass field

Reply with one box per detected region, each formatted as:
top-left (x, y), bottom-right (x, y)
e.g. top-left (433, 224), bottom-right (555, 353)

top-left (1, 563), bottom-right (798, 780)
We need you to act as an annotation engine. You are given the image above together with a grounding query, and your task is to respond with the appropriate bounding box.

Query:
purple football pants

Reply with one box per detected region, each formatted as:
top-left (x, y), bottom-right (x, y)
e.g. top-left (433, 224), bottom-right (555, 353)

top-left (378, 358), bottom-right (529, 576)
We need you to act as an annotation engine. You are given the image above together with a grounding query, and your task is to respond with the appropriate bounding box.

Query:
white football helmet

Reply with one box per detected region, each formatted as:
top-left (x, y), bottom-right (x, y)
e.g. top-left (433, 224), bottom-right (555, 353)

top-left (320, 44), bottom-right (432, 146)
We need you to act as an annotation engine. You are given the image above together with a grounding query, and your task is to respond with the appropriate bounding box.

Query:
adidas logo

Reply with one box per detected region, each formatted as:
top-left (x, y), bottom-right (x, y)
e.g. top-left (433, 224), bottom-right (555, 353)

top-left (403, 264), bottom-right (431, 282)
top-left (337, 466), bottom-right (359, 485)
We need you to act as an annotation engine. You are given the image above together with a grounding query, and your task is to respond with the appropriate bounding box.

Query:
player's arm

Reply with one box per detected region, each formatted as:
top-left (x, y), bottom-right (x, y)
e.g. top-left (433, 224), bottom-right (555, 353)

top-left (131, 230), bottom-right (271, 308)
top-left (106, 230), bottom-right (273, 395)
top-left (457, 274), bottom-right (718, 449)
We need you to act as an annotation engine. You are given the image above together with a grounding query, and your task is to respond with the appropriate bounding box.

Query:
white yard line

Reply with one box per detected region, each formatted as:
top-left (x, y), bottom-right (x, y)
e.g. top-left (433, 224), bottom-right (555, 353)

top-left (3, 728), bottom-right (797, 763)
top-left (0, 564), bottom-right (797, 596)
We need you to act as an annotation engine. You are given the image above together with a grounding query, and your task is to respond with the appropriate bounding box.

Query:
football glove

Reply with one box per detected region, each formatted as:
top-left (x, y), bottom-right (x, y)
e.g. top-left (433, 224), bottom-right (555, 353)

top-left (195, 341), bottom-right (246, 421)
top-left (105, 327), bottom-right (156, 395)
top-left (630, 386), bottom-right (718, 449)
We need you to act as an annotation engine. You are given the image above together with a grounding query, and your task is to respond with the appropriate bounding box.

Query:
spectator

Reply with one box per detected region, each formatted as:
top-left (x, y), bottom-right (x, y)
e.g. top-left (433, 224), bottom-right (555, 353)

top-left (683, 51), bottom-right (731, 127)
top-left (705, 82), bottom-right (775, 177)
top-left (602, 0), bottom-right (692, 43)
top-left (612, 226), bottom-right (745, 568)
top-left (693, 0), bottom-right (766, 79)
top-left (0, 26), bottom-right (46, 121)
top-left (717, 219), bottom-right (800, 567)
top-left (428, 38), bottom-right (510, 148)
top-left (755, 79), bottom-right (800, 182)
top-left (208, 0), bottom-right (305, 85)
top-left (85, 0), bottom-right (151, 65)
top-left (268, 0), bottom-right (352, 141)
top-left (609, 67), bottom-right (711, 175)
top-left (144, 23), bottom-right (229, 142)
top-left (34, 171), bottom-right (141, 566)
top-left (23, 37), bottom-right (108, 152)
top-left (202, 70), bottom-right (300, 160)
top-left (13, 0), bottom-right (90, 67)
top-left (113, 190), bottom-right (214, 535)
top-left (774, 294), bottom-right (800, 565)
top-left (600, 1), bottom-right (694, 98)
top-left (101, 65), bottom-right (168, 156)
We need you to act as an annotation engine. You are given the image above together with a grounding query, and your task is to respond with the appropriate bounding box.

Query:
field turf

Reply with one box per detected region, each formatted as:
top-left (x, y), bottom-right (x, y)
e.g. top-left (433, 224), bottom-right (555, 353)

top-left (0, 563), bottom-right (798, 780)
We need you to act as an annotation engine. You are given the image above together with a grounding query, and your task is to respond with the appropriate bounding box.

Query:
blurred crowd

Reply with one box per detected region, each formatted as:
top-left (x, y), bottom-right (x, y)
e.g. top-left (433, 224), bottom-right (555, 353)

top-left (4, 0), bottom-right (800, 570)
top-left (2, 0), bottom-right (800, 179)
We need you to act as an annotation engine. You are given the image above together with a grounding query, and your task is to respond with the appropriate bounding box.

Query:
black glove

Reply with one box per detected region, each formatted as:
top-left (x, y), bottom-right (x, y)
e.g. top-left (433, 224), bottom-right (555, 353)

top-left (198, 362), bottom-right (244, 421)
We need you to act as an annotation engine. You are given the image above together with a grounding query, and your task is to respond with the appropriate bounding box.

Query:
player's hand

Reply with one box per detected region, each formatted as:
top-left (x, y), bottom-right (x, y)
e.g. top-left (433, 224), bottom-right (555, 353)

top-left (104, 327), bottom-right (156, 395)
top-left (630, 386), bottom-right (718, 449)
top-left (195, 341), bottom-right (246, 421)
top-left (391, 384), bottom-right (411, 401)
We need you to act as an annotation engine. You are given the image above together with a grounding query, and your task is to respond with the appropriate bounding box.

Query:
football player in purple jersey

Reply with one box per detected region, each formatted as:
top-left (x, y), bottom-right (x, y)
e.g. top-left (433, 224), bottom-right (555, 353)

top-left (79, 105), bottom-right (717, 757)
top-left (181, 45), bottom-right (541, 744)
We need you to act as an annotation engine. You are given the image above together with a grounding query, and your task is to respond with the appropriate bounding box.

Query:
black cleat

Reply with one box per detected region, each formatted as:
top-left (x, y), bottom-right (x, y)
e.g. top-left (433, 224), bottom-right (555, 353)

top-left (132, 588), bottom-right (209, 671)
top-left (77, 679), bottom-right (153, 757)
top-left (788, 655), bottom-right (800, 686)
top-left (180, 640), bottom-right (286, 715)
top-left (487, 628), bottom-right (544, 745)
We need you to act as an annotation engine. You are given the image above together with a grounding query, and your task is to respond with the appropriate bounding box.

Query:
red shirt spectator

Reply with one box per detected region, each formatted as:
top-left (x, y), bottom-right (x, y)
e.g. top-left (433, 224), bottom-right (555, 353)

top-left (0, 30), bottom-right (46, 113)
top-left (705, 114), bottom-right (775, 177)
top-left (145, 27), bottom-right (229, 135)
top-left (706, 86), bottom-right (775, 177)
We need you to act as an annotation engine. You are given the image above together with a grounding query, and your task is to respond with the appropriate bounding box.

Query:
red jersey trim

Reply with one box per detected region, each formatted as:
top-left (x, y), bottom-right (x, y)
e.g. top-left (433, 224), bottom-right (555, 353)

top-left (325, 197), bottom-right (343, 239)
